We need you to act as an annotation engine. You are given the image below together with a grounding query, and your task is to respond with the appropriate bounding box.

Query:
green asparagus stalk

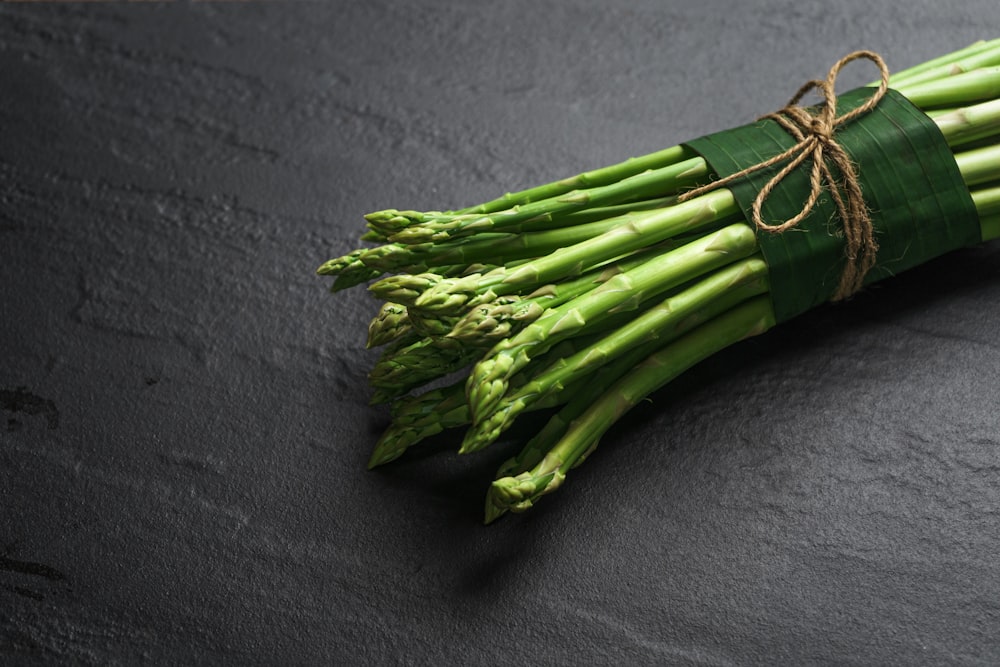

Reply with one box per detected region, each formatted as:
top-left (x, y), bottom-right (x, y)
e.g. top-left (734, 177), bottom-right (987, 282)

top-left (490, 294), bottom-right (743, 480)
top-left (893, 67), bottom-right (1000, 109)
top-left (455, 145), bottom-right (695, 215)
top-left (931, 98), bottom-right (1000, 147)
top-left (465, 222), bottom-right (759, 425)
top-left (492, 331), bottom-right (671, 480)
top-left (485, 295), bottom-right (777, 522)
top-left (367, 380), bottom-right (470, 467)
top-left (971, 184), bottom-right (1000, 217)
top-left (381, 157), bottom-right (709, 242)
top-left (367, 335), bottom-right (636, 466)
top-left (461, 256), bottom-right (770, 453)
top-left (884, 38), bottom-right (1000, 88)
top-left (368, 336), bottom-right (480, 401)
top-left (446, 244), bottom-right (675, 345)
top-left (360, 213), bottom-right (646, 273)
top-left (954, 143), bottom-right (1000, 186)
top-left (979, 213), bottom-right (1000, 241)
top-left (414, 189), bottom-right (742, 316)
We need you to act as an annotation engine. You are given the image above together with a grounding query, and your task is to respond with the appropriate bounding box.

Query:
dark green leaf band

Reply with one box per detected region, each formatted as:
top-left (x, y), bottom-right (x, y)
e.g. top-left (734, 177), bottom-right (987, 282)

top-left (685, 87), bottom-right (981, 323)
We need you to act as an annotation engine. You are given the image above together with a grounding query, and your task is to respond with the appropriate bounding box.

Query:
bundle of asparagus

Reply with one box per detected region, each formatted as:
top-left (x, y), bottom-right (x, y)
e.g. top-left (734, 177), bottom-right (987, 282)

top-left (318, 40), bottom-right (1000, 523)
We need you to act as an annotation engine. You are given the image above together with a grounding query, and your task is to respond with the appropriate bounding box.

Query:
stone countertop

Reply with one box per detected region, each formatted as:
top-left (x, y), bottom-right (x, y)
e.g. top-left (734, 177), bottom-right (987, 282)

top-left (2, 2), bottom-right (999, 664)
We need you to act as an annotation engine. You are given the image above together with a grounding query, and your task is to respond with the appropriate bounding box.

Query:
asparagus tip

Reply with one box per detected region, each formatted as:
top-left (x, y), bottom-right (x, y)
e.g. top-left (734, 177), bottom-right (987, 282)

top-left (364, 209), bottom-right (398, 223)
top-left (483, 493), bottom-right (508, 524)
top-left (485, 469), bottom-right (566, 520)
top-left (367, 427), bottom-right (417, 468)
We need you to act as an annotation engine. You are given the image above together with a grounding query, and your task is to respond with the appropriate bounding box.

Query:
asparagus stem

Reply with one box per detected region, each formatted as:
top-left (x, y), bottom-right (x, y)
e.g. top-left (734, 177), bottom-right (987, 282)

top-left (445, 246), bottom-right (667, 346)
top-left (979, 213), bottom-right (1000, 242)
top-left (492, 303), bottom-right (713, 480)
top-left (412, 211), bottom-right (661, 266)
top-left (461, 256), bottom-right (771, 453)
top-left (455, 145), bottom-right (696, 214)
top-left (502, 196), bottom-right (678, 232)
top-left (971, 183), bottom-right (1000, 218)
top-left (388, 196), bottom-right (678, 245)
top-left (415, 189), bottom-right (742, 315)
top-left (392, 157), bottom-right (710, 242)
top-left (887, 39), bottom-right (1000, 89)
top-left (341, 206), bottom-right (674, 288)
top-left (954, 142), bottom-right (1000, 187)
top-left (367, 337), bottom-right (615, 466)
top-left (895, 67), bottom-right (1000, 109)
top-left (880, 40), bottom-right (994, 86)
top-left (465, 222), bottom-right (760, 425)
top-left (484, 295), bottom-right (776, 523)
top-left (934, 98), bottom-right (1000, 148)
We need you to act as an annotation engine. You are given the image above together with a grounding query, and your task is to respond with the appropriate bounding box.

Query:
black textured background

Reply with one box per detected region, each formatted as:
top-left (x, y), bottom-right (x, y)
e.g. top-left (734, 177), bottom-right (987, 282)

top-left (2, 2), bottom-right (999, 664)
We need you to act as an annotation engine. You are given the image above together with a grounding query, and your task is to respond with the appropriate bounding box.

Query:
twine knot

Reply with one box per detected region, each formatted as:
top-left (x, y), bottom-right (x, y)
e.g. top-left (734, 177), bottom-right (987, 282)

top-left (679, 50), bottom-right (891, 300)
top-left (811, 118), bottom-right (833, 142)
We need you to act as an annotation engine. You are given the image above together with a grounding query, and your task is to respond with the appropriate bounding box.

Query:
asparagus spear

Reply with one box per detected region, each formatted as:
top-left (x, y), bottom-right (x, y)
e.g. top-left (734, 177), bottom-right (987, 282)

top-left (488, 302), bottom-right (727, 481)
top-left (465, 222), bottom-right (759, 425)
top-left (367, 302), bottom-right (411, 348)
top-left (954, 143), bottom-right (1000, 186)
top-left (491, 337), bottom-right (664, 481)
top-left (455, 145), bottom-right (695, 214)
top-left (368, 336), bottom-right (481, 401)
top-left (367, 337), bottom-right (618, 466)
top-left (971, 184), bottom-right (1000, 218)
top-left (383, 157), bottom-right (710, 241)
top-left (884, 39), bottom-right (1000, 88)
top-left (361, 215), bottom-right (630, 272)
top-left (446, 244), bottom-right (674, 344)
top-left (932, 98), bottom-right (1000, 148)
top-left (461, 256), bottom-right (770, 453)
top-left (367, 379), bottom-right (470, 468)
top-left (368, 369), bottom-right (574, 468)
top-left (414, 189), bottom-right (742, 316)
top-left (485, 295), bottom-right (777, 522)
top-left (896, 67), bottom-right (1000, 109)
top-left (885, 39), bottom-right (1000, 88)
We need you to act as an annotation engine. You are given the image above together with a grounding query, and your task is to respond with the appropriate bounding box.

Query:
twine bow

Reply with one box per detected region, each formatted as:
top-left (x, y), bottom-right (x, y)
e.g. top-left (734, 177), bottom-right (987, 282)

top-left (679, 51), bottom-right (891, 300)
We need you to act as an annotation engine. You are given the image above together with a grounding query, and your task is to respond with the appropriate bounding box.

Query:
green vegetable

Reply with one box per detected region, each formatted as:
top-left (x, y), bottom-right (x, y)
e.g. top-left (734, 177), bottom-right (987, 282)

top-left (317, 39), bottom-right (1000, 523)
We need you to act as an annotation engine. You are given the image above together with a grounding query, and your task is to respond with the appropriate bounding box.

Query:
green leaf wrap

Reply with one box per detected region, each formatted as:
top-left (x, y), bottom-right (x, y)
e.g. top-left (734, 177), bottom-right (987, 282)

top-left (685, 87), bottom-right (981, 323)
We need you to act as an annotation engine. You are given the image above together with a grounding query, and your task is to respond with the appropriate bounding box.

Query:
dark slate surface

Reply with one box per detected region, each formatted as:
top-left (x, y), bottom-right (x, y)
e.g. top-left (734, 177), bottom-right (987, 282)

top-left (2, 2), bottom-right (999, 664)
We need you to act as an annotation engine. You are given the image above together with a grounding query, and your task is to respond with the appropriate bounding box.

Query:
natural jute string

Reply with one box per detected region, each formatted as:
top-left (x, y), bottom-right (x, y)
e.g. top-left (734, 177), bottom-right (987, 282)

top-left (678, 51), bottom-right (891, 301)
